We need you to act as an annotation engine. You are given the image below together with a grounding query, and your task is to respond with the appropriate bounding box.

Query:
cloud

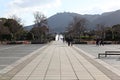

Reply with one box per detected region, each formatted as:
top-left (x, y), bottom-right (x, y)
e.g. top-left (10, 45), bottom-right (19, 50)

top-left (10, 0), bottom-right (48, 8)
top-left (9, 0), bottom-right (61, 8)
top-left (94, 0), bottom-right (120, 12)
top-left (100, 1), bottom-right (120, 11)
top-left (76, 0), bottom-right (120, 14)
top-left (3, 0), bottom-right (61, 25)
top-left (6, 0), bottom-right (61, 16)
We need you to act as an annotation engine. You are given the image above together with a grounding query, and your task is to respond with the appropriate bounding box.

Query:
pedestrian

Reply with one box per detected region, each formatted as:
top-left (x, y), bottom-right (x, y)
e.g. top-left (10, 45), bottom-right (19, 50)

top-left (67, 36), bottom-right (73, 46)
top-left (63, 37), bottom-right (65, 43)
top-left (100, 39), bottom-right (104, 46)
top-left (96, 38), bottom-right (100, 46)
top-left (70, 37), bottom-right (73, 46)
top-left (65, 37), bottom-right (69, 46)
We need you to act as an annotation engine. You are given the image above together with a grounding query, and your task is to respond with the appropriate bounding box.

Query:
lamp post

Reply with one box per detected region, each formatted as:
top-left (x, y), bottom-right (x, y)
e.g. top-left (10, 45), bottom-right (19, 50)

top-left (0, 19), bottom-right (2, 23)
top-left (0, 19), bottom-right (2, 44)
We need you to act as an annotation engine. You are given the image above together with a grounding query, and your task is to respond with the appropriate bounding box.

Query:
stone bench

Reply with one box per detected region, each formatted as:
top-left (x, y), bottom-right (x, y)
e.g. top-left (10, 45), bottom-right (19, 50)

top-left (98, 51), bottom-right (120, 58)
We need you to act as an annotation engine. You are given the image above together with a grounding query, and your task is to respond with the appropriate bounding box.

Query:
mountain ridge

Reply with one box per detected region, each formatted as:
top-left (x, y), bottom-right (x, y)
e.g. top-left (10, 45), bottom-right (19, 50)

top-left (25, 10), bottom-right (120, 33)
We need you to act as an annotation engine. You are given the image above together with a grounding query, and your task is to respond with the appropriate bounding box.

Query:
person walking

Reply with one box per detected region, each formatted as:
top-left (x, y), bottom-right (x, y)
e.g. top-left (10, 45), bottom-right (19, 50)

top-left (67, 36), bottom-right (73, 46)
top-left (100, 39), bottom-right (104, 46)
top-left (96, 38), bottom-right (100, 46)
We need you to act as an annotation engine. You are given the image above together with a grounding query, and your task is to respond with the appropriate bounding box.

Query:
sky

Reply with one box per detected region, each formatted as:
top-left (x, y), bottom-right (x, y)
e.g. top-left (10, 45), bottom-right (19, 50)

top-left (0, 0), bottom-right (120, 26)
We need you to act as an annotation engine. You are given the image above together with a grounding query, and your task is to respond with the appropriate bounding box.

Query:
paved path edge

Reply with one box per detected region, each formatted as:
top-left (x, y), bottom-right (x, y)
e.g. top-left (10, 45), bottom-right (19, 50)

top-left (0, 44), bottom-right (49, 80)
top-left (73, 46), bottom-right (120, 80)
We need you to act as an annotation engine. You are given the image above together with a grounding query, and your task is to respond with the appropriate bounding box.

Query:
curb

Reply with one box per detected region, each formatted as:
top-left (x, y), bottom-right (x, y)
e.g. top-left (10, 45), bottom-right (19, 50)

top-left (0, 44), bottom-right (49, 80)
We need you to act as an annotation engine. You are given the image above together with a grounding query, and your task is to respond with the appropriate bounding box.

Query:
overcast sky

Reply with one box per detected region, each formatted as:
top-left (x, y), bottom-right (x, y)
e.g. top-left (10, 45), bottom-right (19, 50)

top-left (0, 0), bottom-right (120, 26)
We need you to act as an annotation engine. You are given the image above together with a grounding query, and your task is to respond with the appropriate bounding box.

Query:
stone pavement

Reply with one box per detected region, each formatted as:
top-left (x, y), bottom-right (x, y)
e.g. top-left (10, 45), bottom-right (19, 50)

top-left (75, 44), bottom-right (120, 70)
top-left (0, 44), bottom-right (44, 70)
top-left (0, 41), bottom-right (120, 80)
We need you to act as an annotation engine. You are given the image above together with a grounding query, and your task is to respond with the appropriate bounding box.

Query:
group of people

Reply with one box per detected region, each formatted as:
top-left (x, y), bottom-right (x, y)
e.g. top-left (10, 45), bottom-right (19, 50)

top-left (96, 38), bottom-right (104, 46)
top-left (65, 36), bottom-right (73, 46)
top-left (55, 34), bottom-right (74, 46)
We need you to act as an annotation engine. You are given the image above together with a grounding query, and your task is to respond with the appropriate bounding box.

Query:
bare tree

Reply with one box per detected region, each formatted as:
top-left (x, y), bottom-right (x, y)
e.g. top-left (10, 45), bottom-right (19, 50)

top-left (73, 16), bottom-right (86, 34)
top-left (9, 15), bottom-right (23, 26)
top-left (67, 16), bottom-right (87, 41)
top-left (95, 24), bottom-right (106, 39)
top-left (33, 11), bottom-right (47, 27)
top-left (112, 24), bottom-right (120, 40)
top-left (32, 11), bottom-right (49, 42)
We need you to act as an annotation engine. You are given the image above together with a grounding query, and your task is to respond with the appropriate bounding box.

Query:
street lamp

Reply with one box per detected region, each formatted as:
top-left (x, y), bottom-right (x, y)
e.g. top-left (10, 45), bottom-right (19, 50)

top-left (0, 20), bottom-right (2, 25)
top-left (0, 20), bottom-right (2, 22)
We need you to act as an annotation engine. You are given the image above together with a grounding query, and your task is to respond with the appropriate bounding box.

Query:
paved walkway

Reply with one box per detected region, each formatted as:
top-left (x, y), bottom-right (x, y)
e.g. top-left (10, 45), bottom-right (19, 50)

top-left (75, 44), bottom-right (120, 71)
top-left (0, 41), bottom-right (120, 80)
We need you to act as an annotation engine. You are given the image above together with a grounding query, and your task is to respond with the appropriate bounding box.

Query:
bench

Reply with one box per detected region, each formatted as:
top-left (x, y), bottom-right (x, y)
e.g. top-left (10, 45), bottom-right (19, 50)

top-left (98, 51), bottom-right (120, 58)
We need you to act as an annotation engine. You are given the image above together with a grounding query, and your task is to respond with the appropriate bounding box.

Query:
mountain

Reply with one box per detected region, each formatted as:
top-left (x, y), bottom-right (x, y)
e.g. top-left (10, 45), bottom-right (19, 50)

top-left (24, 25), bottom-right (34, 31)
top-left (93, 10), bottom-right (120, 26)
top-left (47, 12), bottom-right (82, 33)
top-left (47, 12), bottom-right (101, 33)
top-left (25, 10), bottom-right (120, 33)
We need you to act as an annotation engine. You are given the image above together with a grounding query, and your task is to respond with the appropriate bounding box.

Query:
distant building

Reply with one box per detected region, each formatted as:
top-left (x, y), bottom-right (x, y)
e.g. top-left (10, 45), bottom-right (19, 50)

top-left (55, 34), bottom-right (64, 41)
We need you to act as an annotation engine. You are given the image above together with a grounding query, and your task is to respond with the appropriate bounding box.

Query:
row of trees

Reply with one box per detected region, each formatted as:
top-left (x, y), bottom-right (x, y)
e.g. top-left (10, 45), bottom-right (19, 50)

top-left (0, 12), bottom-right (50, 43)
top-left (1, 13), bottom-right (120, 44)
top-left (65, 16), bottom-right (120, 42)
top-left (0, 16), bottom-right (24, 41)
top-left (0, 17), bottom-right (36, 42)
top-left (95, 24), bottom-right (120, 41)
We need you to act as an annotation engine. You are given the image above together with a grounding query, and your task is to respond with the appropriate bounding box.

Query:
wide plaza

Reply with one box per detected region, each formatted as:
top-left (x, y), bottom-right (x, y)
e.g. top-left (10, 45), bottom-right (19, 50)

top-left (0, 41), bottom-right (120, 80)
